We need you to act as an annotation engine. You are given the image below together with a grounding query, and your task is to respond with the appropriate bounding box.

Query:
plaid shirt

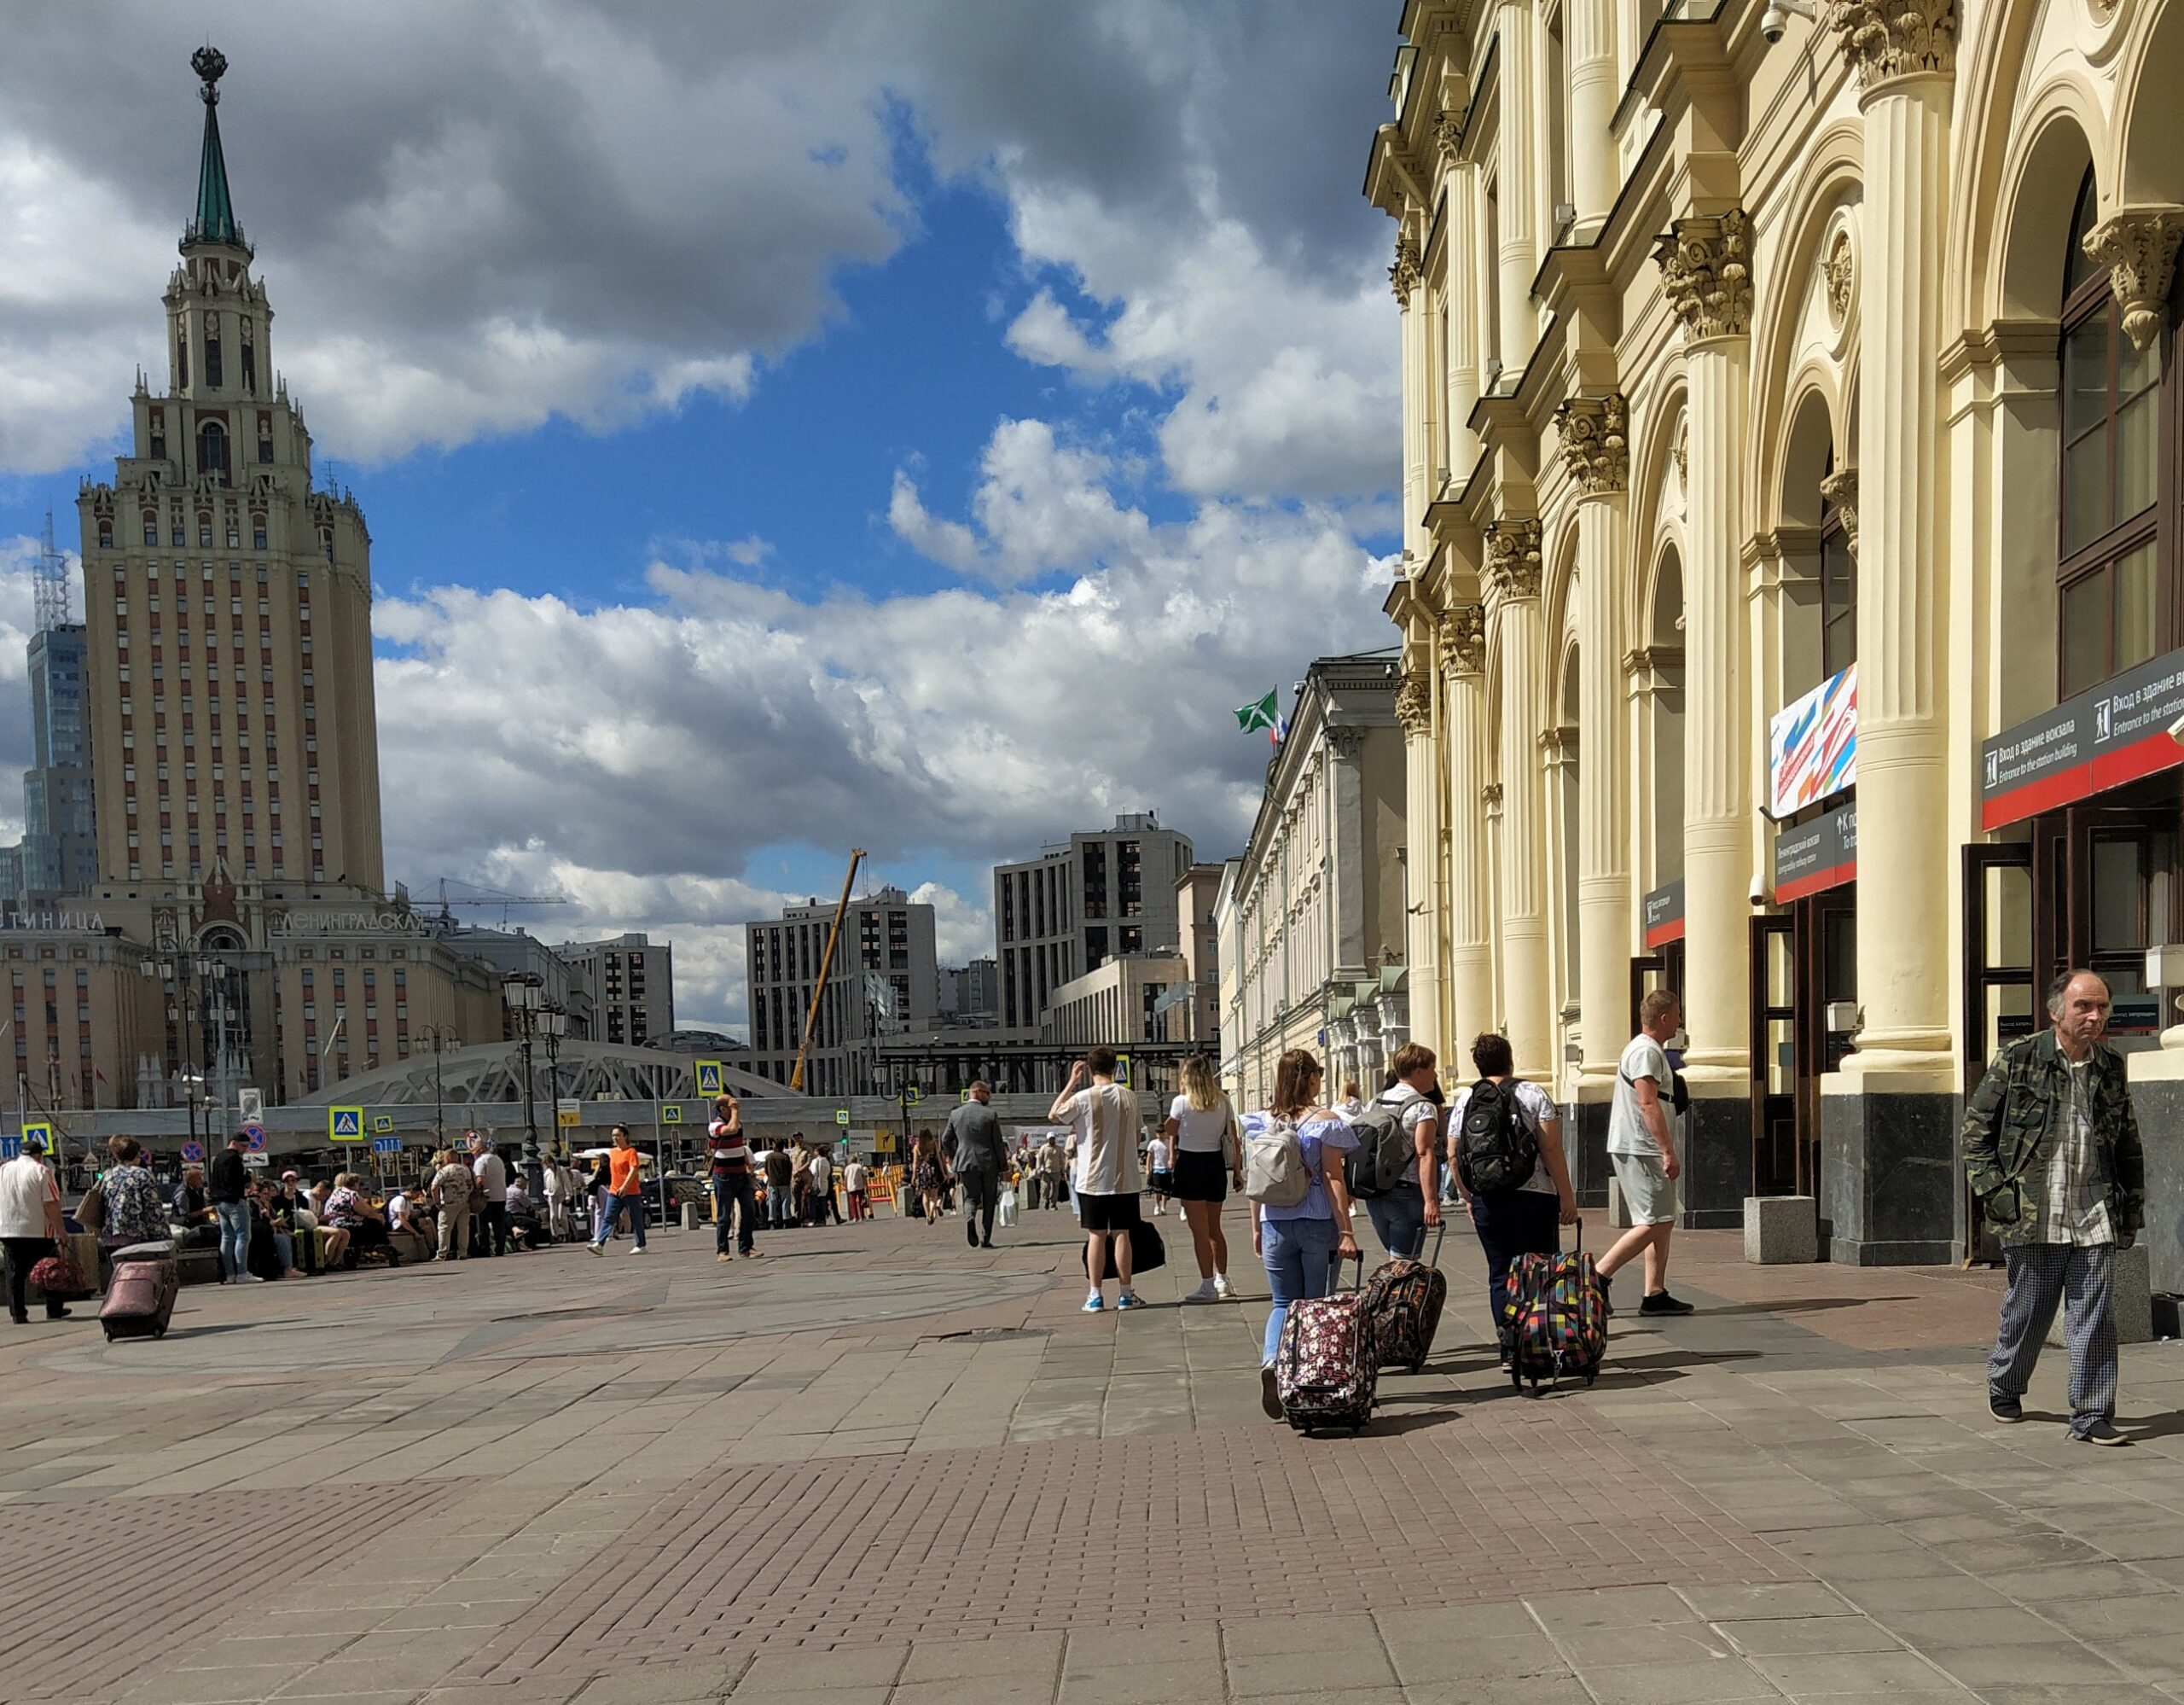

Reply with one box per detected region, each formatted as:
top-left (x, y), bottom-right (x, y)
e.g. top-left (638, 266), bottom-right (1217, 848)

top-left (1962, 1031), bottom-right (2143, 1248)
top-left (2024, 1062), bottom-right (2115, 1246)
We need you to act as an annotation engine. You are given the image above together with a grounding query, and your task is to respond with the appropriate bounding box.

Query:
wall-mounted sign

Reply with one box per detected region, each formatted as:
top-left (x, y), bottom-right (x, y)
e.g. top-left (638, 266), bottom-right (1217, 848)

top-left (1769, 665), bottom-right (1856, 819)
top-left (1641, 880), bottom-right (1686, 948)
top-left (1980, 645), bottom-right (2184, 829)
top-left (1772, 802), bottom-right (1857, 903)
top-left (270, 909), bottom-right (433, 939)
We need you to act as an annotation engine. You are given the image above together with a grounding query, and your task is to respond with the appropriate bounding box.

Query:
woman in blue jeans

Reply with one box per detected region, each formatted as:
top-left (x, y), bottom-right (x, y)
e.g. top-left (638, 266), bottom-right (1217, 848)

top-left (1249, 1048), bottom-right (1360, 1418)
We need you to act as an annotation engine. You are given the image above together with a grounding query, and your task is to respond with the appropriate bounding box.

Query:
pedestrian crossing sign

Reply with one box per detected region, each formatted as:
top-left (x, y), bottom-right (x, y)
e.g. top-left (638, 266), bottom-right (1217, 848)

top-left (21, 1120), bottom-right (53, 1155)
top-left (834, 1109), bottom-right (851, 1126)
top-left (661, 1103), bottom-right (683, 1125)
top-left (371, 1114), bottom-right (393, 1135)
top-left (903, 1086), bottom-right (921, 1106)
top-left (329, 1106), bottom-right (364, 1142)
top-left (694, 1059), bottom-right (724, 1097)
top-left (1114, 1052), bottom-right (1132, 1087)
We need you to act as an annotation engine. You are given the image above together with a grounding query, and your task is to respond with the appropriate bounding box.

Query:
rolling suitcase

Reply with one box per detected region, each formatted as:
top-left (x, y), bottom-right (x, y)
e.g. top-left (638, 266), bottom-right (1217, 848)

top-left (1275, 1254), bottom-right (1374, 1433)
top-left (100, 1245), bottom-right (180, 1342)
top-left (1504, 1221), bottom-right (1606, 1392)
top-left (1361, 1225), bottom-right (1447, 1374)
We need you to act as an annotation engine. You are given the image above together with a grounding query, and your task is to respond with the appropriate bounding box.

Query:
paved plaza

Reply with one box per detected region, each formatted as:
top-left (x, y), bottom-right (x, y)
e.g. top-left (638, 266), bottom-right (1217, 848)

top-left (5, 1205), bottom-right (2184, 1705)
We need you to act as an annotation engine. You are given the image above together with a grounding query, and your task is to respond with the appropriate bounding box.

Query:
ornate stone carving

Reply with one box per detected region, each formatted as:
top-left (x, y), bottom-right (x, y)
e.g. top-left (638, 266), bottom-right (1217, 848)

top-left (1394, 673), bottom-right (1433, 735)
top-left (1484, 520), bottom-right (1543, 602)
top-left (2082, 207), bottom-right (2184, 351)
top-left (1671, 416), bottom-right (1689, 492)
top-left (1481, 782), bottom-right (1505, 810)
top-left (1826, 0), bottom-right (1956, 90)
top-left (1390, 234), bottom-right (1423, 302)
top-left (1324, 724), bottom-right (1368, 759)
top-left (1555, 393), bottom-right (1629, 496)
top-left (1821, 230), bottom-right (1855, 329)
top-left (1653, 210), bottom-right (1754, 340)
top-left (1819, 465), bottom-right (1860, 558)
top-left (1439, 604), bottom-right (1486, 677)
top-left (1433, 104), bottom-right (1467, 160)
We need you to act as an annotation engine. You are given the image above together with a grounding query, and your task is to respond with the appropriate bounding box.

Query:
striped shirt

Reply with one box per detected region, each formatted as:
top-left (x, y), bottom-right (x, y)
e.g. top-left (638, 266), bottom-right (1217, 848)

top-left (707, 1119), bottom-right (750, 1175)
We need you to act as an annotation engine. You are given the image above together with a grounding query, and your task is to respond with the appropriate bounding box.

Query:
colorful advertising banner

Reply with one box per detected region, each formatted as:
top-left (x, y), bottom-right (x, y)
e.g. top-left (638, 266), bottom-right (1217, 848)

top-left (1769, 665), bottom-right (1857, 820)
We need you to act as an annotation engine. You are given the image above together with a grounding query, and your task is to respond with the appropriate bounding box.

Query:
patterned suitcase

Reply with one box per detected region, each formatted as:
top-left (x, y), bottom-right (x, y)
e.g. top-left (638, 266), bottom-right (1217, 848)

top-left (1361, 1225), bottom-right (1447, 1374)
top-left (1275, 1254), bottom-right (1374, 1432)
top-left (99, 1254), bottom-right (179, 1342)
top-left (1504, 1223), bottom-right (1606, 1392)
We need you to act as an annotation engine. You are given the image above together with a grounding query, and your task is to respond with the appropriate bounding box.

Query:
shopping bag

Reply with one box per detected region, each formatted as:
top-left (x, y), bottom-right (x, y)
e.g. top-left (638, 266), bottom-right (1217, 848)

top-left (996, 1187), bottom-right (1019, 1228)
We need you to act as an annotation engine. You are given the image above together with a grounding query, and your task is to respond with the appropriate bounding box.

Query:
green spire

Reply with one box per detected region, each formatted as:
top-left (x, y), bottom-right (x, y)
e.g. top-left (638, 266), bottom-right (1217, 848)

top-left (184, 45), bottom-right (247, 252)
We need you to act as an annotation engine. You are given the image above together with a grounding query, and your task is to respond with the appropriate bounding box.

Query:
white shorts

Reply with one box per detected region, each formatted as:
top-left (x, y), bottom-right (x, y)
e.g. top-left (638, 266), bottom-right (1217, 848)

top-left (1612, 1152), bottom-right (1679, 1225)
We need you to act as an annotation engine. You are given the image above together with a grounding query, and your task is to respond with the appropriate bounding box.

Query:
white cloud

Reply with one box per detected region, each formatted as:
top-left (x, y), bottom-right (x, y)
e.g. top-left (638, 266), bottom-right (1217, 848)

top-left (890, 418), bottom-right (1147, 586)
top-left (910, 882), bottom-right (993, 968)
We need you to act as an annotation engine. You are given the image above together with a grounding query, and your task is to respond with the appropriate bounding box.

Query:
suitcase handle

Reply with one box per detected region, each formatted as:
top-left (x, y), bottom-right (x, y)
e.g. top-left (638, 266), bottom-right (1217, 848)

top-left (1410, 1223), bottom-right (1446, 1266)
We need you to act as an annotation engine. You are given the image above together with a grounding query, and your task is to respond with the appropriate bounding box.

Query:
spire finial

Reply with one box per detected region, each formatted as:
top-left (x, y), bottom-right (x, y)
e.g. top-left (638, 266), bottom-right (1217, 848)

top-left (183, 44), bottom-right (247, 253)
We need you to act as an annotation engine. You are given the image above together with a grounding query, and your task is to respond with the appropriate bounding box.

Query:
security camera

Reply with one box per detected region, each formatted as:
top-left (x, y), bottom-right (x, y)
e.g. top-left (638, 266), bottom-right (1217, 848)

top-left (1749, 871), bottom-right (1767, 905)
top-left (1761, 0), bottom-right (1817, 44)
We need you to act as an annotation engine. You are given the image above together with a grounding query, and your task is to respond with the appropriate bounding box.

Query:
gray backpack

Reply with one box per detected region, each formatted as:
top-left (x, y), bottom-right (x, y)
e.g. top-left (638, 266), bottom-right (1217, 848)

top-left (1244, 1113), bottom-right (1310, 1208)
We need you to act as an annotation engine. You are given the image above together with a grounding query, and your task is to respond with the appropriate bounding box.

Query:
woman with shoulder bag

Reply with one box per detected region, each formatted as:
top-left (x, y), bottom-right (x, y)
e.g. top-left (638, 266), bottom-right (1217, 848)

top-left (1164, 1055), bottom-right (1246, 1303)
top-left (1246, 1048), bottom-right (1360, 1417)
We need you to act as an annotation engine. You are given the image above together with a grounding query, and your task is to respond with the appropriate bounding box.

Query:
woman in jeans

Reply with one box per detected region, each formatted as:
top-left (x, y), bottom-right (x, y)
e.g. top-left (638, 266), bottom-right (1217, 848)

top-left (1249, 1048), bottom-right (1360, 1417)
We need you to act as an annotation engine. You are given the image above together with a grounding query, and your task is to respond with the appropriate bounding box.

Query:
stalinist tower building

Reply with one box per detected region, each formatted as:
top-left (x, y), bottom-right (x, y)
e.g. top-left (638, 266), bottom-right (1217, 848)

top-left (78, 45), bottom-right (382, 899)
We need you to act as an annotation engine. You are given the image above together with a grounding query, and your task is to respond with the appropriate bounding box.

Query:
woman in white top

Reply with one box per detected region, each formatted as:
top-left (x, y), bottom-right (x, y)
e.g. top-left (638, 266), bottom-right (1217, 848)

top-left (1162, 1055), bottom-right (1244, 1302)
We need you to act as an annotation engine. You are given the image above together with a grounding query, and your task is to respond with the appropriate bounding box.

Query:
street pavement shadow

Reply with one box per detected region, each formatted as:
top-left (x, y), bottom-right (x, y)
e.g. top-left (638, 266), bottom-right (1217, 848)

top-left (1694, 1295), bottom-right (1914, 1316)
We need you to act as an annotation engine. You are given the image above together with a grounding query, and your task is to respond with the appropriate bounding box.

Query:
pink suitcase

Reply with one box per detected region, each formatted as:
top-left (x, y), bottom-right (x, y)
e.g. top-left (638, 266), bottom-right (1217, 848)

top-left (100, 1253), bottom-right (179, 1341)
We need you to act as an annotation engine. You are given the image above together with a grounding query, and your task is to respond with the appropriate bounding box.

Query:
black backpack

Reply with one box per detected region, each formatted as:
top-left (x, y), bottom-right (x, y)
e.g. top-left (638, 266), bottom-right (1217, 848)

top-left (1345, 1097), bottom-right (1416, 1200)
top-left (1455, 1079), bottom-right (1540, 1195)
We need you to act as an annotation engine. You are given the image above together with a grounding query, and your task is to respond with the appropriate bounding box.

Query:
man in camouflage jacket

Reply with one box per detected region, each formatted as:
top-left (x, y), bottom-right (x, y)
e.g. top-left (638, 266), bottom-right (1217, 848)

top-left (1962, 969), bottom-right (2144, 1445)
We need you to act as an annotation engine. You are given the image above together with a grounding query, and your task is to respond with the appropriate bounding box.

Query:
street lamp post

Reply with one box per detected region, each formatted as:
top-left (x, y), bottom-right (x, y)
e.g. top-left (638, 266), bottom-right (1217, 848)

top-left (501, 974), bottom-right (544, 1191)
top-left (417, 1024), bottom-right (460, 1150)
top-left (539, 1004), bottom-right (567, 1165)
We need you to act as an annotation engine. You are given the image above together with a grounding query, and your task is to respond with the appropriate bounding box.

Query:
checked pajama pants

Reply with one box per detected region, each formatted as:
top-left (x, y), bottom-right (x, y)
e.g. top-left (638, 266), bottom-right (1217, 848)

top-left (1987, 1242), bottom-right (2118, 1436)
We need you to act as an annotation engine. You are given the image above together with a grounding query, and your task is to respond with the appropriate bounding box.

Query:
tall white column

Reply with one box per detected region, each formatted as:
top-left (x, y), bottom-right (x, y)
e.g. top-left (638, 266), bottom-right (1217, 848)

top-left (1495, 0), bottom-right (1538, 379)
top-left (1393, 232), bottom-right (1428, 559)
top-left (1489, 521), bottom-right (1553, 1080)
top-left (1559, 395), bottom-right (1631, 1083)
top-left (1830, 3), bottom-right (1952, 1083)
top-left (1442, 607), bottom-right (1494, 1046)
top-left (1442, 148), bottom-right (1484, 475)
top-left (1655, 212), bottom-right (1753, 1085)
top-left (1397, 672), bottom-right (1445, 1059)
top-left (1326, 725), bottom-right (1369, 979)
top-left (1566, 0), bottom-right (1618, 233)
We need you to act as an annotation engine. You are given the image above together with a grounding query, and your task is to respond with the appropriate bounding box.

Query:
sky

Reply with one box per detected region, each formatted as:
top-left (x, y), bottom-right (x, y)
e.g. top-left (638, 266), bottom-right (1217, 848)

top-left (0, 1), bottom-right (1405, 1032)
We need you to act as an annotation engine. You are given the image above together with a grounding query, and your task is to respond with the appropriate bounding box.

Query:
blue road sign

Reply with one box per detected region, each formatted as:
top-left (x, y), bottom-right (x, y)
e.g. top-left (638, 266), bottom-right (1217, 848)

top-left (243, 1123), bottom-right (267, 1153)
top-left (0, 1137), bottom-right (17, 1161)
top-left (371, 1136), bottom-right (400, 1156)
top-left (180, 1140), bottom-right (206, 1164)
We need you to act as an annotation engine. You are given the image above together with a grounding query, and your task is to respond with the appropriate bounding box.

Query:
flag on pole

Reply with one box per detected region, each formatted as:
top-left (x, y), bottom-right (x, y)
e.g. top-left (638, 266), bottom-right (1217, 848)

top-left (1234, 689), bottom-right (1280, 734)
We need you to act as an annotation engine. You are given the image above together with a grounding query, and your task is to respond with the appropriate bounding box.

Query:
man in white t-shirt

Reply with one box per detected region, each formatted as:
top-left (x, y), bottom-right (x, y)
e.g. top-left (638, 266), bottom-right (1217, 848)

top-left (469, 1133), bottom-right (510, 1258)
top-left (1361, 1043), bottom-right (1446, 1260)
top-left (1600, 987), bottom-right (1693, 1316)
top-left (842, 1157), bottom-right (868, 1221)
top-left (1049, 1047), bottom-right (1144, 1312)
top-left (1144, 1132), bottom-right (1173, 1215)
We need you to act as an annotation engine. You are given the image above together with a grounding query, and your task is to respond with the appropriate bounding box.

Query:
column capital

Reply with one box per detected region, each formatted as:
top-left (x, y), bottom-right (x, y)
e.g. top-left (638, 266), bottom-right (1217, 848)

top-left (1818, 464), bottom-right (1861, 558)
top-left (1390, 233), bottom-right (1423, 303)
top-left (1438, 603), bottom-right (1487, 678)
top-left (1395, 672), bottom-right (1434, 736)
top-left (2082, 207), bottom-right (2184, 351)
top-left (1324, 724), bottom-right (1367, 759)
top-left (1826, 0), bottom-right (1955, 95)
top-left (1653, 210), bottom-right (1753, 340)
top-left (1484, 519), bottom-right (1543, 603)
top-left (1432, 104), bottom-right (1468, 161)
top-left (1555, 393), bottom-right (1629, 496)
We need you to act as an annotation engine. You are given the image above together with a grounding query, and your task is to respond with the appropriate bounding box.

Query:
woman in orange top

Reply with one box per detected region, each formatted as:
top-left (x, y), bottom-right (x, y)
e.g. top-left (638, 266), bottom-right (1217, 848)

top-left (588, 1125), bottom-right (649, 1255)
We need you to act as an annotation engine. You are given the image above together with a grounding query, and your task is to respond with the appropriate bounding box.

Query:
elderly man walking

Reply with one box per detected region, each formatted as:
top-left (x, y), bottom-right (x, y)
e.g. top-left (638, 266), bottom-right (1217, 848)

top-left (1965, 969), bottom-right (2145, 1446)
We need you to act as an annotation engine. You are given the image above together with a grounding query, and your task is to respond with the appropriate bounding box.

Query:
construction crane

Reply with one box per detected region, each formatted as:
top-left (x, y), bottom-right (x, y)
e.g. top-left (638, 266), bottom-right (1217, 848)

top-left (430, 878), bottom-right (572, 928)
top-left (790, 849), bottom-right (865, 1094)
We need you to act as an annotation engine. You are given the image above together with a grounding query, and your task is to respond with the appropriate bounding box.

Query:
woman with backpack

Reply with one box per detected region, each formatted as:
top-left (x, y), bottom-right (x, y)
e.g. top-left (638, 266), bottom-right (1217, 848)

top-left (1163, 1055), bottom-right (1245, 1302)
top-left (1246, 1048), bottom-right (1359, 1417)
top-left (1445, 1032), bottom-right (1577, 1365)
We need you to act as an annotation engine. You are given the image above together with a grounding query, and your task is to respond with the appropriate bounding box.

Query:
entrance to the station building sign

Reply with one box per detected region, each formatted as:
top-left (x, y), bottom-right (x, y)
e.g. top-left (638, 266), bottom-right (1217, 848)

top-left (1746, 889), bottom-right (1856, 1200)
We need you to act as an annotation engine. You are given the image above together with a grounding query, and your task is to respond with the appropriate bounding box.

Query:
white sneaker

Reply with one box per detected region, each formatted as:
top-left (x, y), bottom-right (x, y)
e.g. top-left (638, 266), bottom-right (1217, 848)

top-left (628, 1244), bottom-right (648, 1254)
top-left (1184, 1279), bottom-right (1216, 1303)
top-left (1213, 1273), bottom-right (1233, 1299)
top-left (588, 1242), bottom-right (605, 1256)
top-left (236, 1273), bottom-right (264, 1283)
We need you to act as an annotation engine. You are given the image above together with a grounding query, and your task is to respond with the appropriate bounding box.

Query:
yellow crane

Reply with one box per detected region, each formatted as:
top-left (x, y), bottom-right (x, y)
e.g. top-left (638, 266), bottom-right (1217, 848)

top-left (790, 849), bottom-right (866, 1094)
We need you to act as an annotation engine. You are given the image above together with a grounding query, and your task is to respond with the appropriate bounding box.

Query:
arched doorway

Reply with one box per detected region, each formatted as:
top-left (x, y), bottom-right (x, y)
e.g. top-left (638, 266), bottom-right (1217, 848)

top-left (1631, 545), bottom-right (1687, 1031)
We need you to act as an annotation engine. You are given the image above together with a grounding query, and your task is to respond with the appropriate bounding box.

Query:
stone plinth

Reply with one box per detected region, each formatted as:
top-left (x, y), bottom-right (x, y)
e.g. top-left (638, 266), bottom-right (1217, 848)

top-left (1745, 1196), bottom-right (1820, 1265)
top-left (2046, 1242), bottom-right (2152, 1347)
top-left (1606, 1178), bottom-right (1633, 1228)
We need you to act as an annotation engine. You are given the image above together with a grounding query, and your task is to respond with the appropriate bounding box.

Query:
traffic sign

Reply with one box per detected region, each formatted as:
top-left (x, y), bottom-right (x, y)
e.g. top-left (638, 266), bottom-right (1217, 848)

top-left (21, 1120), bottom-right (53, 1155)
top-left (660, 1103), bottom-right (683, 1125)
top-left (834, 1108), bottom-right (851, 1126)
top-left (0, 1137), bottom-right (16, 1161)
top-left (179, 1140), bottom-right (206, 1164)
top-left (328, 1106), bottom-right (364, 1142)
top-left (238, 1088), bottom-right (264, 1124)
top-left (244, 1154), bottom-right (270, 1171)
top-left (961, 1089), bottom-right (973, 1104)
top-left (371, 1136), bottom-right (401, 1157)
top-left (242, 1124), bottom-right (267, 1154)
top-left (694, 1059), bottom-right (724, 1097)
top-left (556, 1099), bottom-right (581, 1128)
top-left (874, 1131), bottom-right (897, 1154)
top-left (1114, 1052), bottom-right (1133, 1087)
top-left (371, 1114), bottom-right (393, 1135)
top-left (903, 1086), bottom-right (921, 1106)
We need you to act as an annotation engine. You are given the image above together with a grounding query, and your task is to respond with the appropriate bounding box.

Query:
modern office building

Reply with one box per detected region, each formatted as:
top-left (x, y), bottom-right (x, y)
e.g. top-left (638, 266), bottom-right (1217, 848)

top-left (1365, 0), bottom-right (2184, 1276)
top-left (555, 932), bottom-right (671, 1047)
top-left (743, 885), bottom-right (939, 1097)
top-left (992, 812), bottom-right (1194, 1030)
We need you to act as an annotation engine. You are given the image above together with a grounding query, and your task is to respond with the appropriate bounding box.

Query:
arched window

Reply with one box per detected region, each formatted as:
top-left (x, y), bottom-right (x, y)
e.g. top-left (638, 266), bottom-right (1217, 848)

top-left (1820, 451), bottom-right (1855, 677)
top-left (2059, 170), bottom-right (2168, 694)
top-left (197, 421), bottom-right (229, 486)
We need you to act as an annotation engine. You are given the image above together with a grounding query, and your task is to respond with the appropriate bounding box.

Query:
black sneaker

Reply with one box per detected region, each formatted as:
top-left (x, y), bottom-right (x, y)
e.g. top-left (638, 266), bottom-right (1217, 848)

top-left (1988, 1388), bottom-right (2023, 1424)
top-left (966, 1228), bottom-right (979, 1248)
top-left (1259, 1362), bottom-right (1284, 1420)
top-left (1640, 1291), bottom-right (1695, 1316)
top-left (1600, 1275), bottom-right (1615, 1318)
top-left (2071, 1419), bottom-right (2131, 1446)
